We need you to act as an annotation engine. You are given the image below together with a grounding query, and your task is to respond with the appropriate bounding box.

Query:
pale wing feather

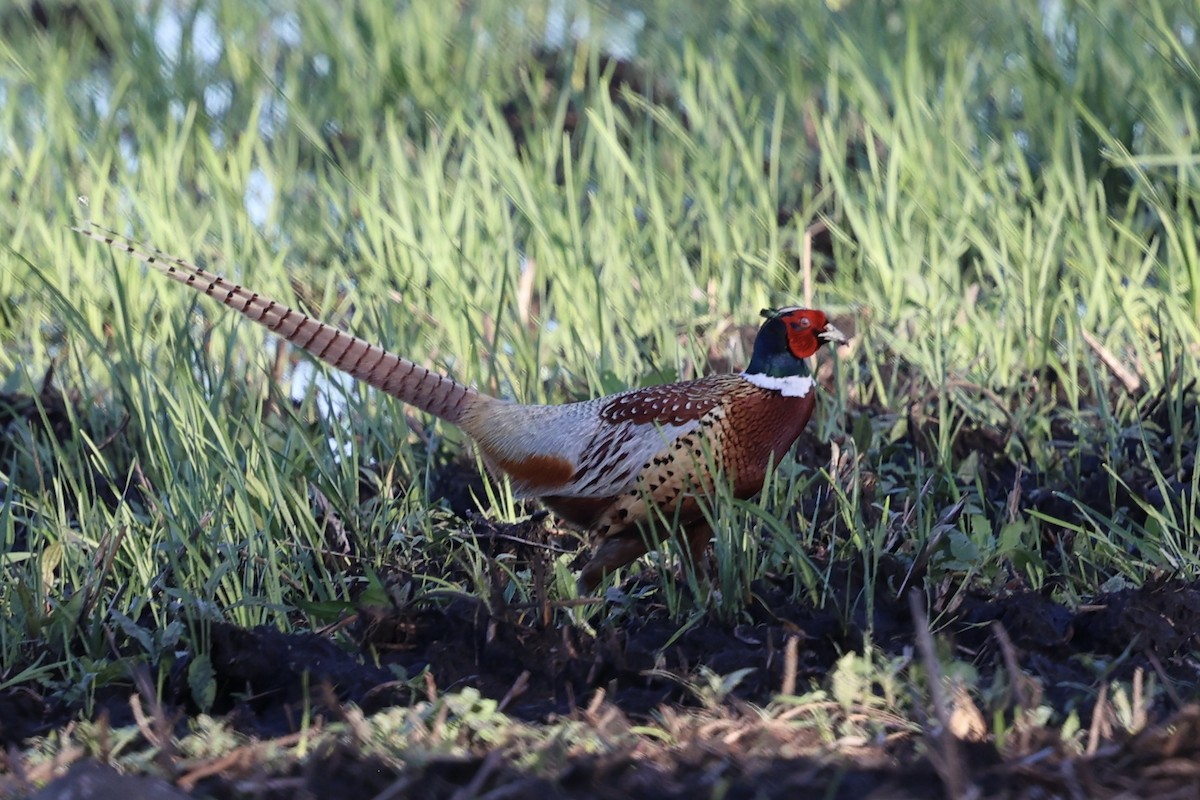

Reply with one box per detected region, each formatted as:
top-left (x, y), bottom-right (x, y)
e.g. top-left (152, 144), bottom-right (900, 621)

top-left (462, 393), bottom-right (705, 498)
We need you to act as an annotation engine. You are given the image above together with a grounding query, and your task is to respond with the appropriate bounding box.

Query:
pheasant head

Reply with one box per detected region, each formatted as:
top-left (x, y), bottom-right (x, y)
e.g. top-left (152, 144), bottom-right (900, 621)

top-left (740, 308), bottom-right (845, 395)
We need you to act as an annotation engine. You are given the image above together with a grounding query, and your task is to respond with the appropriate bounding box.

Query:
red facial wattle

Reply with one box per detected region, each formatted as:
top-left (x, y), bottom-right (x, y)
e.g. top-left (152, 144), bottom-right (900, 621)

top-left (781, 310), bottom-right (829, 359)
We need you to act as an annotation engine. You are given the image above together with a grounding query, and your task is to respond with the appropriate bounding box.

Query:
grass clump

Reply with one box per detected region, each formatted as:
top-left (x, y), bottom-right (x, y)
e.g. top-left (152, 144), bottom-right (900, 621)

top-left (1, 0), bottom-right (1199, 795)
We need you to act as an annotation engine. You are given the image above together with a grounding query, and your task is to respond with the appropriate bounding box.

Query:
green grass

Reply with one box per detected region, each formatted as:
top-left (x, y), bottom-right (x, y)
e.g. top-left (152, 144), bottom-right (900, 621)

top-left (2, 0), bottom-right (1199, 791)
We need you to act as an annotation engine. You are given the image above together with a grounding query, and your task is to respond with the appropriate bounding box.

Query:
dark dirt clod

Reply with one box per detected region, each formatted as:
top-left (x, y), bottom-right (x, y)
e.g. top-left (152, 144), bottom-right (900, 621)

top-left (29, 761), bottom-right (190, 800)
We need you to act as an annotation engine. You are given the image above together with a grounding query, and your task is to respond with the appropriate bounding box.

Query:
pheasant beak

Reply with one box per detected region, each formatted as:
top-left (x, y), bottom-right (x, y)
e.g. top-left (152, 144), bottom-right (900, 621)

top-left (818, 324), bottom-right (847, 346)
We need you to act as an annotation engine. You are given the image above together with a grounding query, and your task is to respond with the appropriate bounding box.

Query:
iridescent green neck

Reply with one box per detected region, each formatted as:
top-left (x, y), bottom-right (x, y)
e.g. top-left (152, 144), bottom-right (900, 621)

top-left (745, 349), bottom-right (810, 378)
top-left (746, 316), bottom-right (809, 377)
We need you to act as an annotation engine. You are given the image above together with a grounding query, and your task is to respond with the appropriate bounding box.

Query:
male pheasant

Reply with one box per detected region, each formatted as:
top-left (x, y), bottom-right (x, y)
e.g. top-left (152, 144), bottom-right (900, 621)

top-left (74, 226), bottom-right (845, 591)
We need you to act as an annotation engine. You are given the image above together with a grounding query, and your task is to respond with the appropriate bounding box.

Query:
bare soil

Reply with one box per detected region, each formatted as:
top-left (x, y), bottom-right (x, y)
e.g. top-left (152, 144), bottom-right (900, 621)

top-left (4, 526), bottom-right (1200, 797)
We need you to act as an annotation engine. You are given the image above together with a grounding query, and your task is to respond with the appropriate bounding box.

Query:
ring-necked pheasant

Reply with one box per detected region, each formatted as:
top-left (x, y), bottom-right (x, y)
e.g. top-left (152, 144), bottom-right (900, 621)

top-left (74, 225), bottom-right (845, 591)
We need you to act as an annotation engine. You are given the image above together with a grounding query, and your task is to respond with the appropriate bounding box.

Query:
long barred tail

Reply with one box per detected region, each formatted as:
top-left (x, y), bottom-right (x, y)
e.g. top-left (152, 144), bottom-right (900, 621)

top-left (73, 224), bottom-right (482, 425)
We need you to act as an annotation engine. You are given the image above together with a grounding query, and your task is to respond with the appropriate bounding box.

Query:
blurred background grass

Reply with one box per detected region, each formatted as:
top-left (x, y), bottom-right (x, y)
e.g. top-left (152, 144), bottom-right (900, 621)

top-left (0, 0), bottom-right (1198, 707)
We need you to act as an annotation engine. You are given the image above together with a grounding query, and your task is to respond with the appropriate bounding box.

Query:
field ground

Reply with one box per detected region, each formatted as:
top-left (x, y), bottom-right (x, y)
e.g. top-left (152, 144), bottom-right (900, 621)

top-left (2, 1), bottom-right (1200, 797)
